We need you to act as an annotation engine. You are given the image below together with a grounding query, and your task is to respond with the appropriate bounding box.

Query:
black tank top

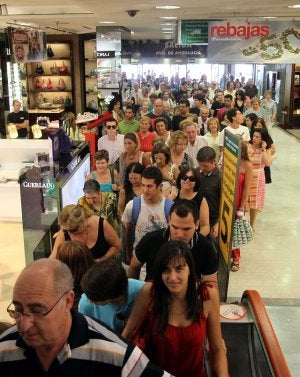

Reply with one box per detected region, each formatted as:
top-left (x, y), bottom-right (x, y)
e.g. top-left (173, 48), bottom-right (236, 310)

top-left (63, 217), bottom-right (110, 259)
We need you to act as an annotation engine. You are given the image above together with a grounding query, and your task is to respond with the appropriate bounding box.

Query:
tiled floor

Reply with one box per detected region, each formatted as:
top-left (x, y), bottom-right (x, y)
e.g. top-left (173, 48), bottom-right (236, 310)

top-left (0, 126), bottom-right (299, 375)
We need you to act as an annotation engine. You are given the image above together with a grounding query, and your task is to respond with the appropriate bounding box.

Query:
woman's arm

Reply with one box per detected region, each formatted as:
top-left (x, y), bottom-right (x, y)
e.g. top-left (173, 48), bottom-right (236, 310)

top-left (199, 197), bottom-right (210, 237)
top-left (50, 229), bottom-right (66, 258)
top-left (239, 162), bottom-right (253, 213)
top-left (204, 287), bottom-right (230, 377)
top-left (96, 219), bottom-right (121, 263)
top-left (269, 143), bottom-right (276, 156)
top-left (262, 148), bottom-right (272, 167)
top-left (113, 169), bottom-right (121, 187)
top-left (118, 187), bottom-right (126, 217)
top-left (122, 282), bottom-right (153, 339)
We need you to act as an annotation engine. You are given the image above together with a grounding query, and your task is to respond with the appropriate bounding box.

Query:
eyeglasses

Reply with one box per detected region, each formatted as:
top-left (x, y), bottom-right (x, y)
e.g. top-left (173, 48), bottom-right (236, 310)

top-left (181, 175), bottom-right (196, 182)
top-left (7, 291), bottom-right (69, 321)
top-left (106, 125), bottom-right (117, 130)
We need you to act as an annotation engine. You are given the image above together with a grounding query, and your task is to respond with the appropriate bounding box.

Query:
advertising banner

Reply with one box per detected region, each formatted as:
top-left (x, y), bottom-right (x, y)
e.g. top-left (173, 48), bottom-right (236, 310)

top-left (208, 21), bottom-right (300, 63)
top-left (218, 131), bottom-right (240, 266)
top-left (8, 27), bottom-right (47, 63)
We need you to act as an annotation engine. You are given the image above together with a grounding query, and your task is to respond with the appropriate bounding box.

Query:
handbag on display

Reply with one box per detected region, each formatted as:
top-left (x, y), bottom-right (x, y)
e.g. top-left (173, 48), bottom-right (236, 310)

top-left (65, 96), bottom-right (71, 106)
top-left (232, 217), bottom-right (253, 249)
top-left (35, 63), bottom-right (44, 75)
top-left (47, 78), bottom-right (53, 89)
top-left (50, 62), bottom-right (59, 75)
top-left (59, 61), bottom-right (68, 74)
top-left (35, 77), bottom-right (42, 89)
top-left (7, 123), bottom-right (18, 139)
top-left (46, 45), bottom-right (54, 58)
top-left (88, 99), bottom-right (98, 110)
top-left (41, 79), bottom-right (47, 89)
top-left (57, 78), bottom-right (66, 90)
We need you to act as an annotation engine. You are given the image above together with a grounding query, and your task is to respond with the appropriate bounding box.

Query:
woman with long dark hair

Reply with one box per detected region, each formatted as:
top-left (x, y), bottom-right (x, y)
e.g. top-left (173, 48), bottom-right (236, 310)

top-left (248, 128), bottom-right (272, 230)
top-left (122, 240), bottom-right (229, 377)
top-left (118, 162), bottom-right (144, 216)
top-left (87, 97), bottom-right (124, 131)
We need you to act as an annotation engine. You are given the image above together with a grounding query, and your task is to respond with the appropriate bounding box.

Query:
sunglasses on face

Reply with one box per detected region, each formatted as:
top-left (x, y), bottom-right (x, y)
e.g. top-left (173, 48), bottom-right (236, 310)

top-left (181, 175), bottom-right (196, 182)
top-left (106, 125), bottom-right (117, 130)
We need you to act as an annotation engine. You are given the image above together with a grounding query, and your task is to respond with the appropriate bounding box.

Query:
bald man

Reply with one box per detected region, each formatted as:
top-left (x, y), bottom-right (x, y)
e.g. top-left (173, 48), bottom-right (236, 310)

top-left (0, 259), bottom-right (171, 376)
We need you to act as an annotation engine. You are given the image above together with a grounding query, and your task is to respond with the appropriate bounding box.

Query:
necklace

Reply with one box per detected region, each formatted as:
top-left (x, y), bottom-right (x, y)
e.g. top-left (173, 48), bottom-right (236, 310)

top-left (127, 151), bottom-right (137, 160)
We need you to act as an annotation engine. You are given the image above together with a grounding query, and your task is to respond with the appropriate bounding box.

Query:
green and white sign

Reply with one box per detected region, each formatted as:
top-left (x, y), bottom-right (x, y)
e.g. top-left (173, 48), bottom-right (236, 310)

top-left (178, 20), bottom-right (208, 45)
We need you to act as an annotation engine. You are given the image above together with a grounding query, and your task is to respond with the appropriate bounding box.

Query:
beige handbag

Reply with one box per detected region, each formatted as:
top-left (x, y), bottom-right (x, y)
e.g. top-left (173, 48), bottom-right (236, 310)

top-left (32, 124), bottom-right (42, 139)
top-left (57, 78), bottom-right (66, 90)
top-left (7, 123), bottom-right (18, 139)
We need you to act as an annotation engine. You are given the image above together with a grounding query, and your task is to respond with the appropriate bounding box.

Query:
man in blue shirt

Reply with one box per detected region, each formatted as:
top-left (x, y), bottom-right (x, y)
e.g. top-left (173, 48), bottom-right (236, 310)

top-left (79, 259), bottom-right (144, 333)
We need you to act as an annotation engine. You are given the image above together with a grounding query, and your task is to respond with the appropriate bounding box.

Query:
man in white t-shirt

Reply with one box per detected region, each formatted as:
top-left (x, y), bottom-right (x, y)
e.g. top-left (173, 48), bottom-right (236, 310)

top-left (121, 166), bottom-right (173, 272)
top-left (218, 108), bottom-right (250, 163)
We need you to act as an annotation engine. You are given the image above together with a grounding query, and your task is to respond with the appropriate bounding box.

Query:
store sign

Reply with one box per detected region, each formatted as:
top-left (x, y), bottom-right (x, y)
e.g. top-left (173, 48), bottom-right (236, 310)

top-left (208, 21), bottom-right (300, 63)
top-left (97, 50), bottom-right (115, 58)
top-left (218, 131), bottom-right (240, 267)
top-left (8, 27), bottom-right (47, 63)
top-left (178, 20), bottom-right (208, 45)
top-left (121, 39), bottom-right (207, 59)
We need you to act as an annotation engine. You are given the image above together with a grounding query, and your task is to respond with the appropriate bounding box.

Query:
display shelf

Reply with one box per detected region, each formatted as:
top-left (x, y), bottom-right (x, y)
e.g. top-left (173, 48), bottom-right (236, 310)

top-left (26, 42), bottom-right (73, 110)
top-left (83, 39), bottom-right (98, 112)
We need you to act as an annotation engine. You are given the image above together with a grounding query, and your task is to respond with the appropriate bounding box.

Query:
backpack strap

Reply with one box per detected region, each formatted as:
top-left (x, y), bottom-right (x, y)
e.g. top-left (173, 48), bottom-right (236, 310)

top-left (164, 198), bottom-right (173, 220)
top-left (131, 196), bottom-right (142, 225)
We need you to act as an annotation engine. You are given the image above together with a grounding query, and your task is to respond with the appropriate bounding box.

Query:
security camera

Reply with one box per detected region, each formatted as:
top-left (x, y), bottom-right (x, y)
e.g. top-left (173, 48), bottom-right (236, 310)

top-left (126, 10), bottom-right (139, 17)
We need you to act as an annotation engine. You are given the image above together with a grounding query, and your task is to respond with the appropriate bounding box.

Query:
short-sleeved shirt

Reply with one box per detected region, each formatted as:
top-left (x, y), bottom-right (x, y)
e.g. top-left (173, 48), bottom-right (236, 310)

top-left (118, 119), bottom-right (140, 135)
top-left (121, 195), bottom-right (169, 249)
top-left (219, 125), bottom-right (250, 147)
top-left (136, 131), bottom-right (157, 152)
top-left (135, 227), bottom-right (218, 280)
top-left (79, 279), bottom-right (144, 333)
top-left (7, 111), bottom-right (29, 138)
top-left (97, 134), bottom-right (124, 164)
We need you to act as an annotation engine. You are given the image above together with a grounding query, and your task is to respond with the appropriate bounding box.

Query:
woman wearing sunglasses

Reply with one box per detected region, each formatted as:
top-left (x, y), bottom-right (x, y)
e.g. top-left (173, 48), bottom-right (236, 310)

top-left (169, 168), bottom-right (210, 237)
top-left (97, 118), bottom-right (124, 165)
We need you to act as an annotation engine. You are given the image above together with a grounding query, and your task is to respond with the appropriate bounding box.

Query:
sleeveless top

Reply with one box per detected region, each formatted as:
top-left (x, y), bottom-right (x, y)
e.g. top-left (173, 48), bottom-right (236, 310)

top-left (176, 190), bottom-right (204, 213)
top-left (91, 169), bottom-right (114, 193)
top-left (147, 283), bottom-right (211, 377)
top-left (64, 217), bottom-right (110, 259)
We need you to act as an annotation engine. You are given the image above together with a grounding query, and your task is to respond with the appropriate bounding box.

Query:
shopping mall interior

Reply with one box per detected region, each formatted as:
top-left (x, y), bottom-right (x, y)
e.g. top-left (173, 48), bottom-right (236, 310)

top-left (0, 2), bottom-right (300, 376)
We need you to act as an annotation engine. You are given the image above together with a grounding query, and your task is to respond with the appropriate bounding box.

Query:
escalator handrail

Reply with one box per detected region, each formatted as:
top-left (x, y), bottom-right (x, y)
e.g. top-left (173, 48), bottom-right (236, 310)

top-left (242, 290), bottom-right (291, 377)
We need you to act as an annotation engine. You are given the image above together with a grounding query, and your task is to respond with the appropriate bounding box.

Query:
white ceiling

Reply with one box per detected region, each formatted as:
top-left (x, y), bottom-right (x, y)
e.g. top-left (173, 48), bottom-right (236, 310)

top-left (0, 1), bottom-right (299, 39)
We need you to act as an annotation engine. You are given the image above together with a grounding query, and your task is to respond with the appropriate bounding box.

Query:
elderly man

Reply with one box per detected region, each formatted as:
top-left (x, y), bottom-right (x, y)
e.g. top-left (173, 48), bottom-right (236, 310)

top-left (0, 258), bottom-right (171, 376)
top-left (183, 121), bottom-right (208, 168)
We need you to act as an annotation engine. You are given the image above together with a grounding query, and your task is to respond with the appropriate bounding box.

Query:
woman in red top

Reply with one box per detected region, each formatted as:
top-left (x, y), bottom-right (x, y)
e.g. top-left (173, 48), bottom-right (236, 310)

top-left (136, 116), bottom-right (157, 152)
top-left (123, 240), bottom-right (229, 377)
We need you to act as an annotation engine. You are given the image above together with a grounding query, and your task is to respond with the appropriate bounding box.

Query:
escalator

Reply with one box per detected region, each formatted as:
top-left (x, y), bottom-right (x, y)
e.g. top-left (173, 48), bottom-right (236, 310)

top-left (205, 290), bottom-right (291, 377)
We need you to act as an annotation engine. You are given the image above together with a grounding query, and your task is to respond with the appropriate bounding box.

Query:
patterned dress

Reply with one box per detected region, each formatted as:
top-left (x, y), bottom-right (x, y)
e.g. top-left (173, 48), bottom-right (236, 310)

top-left (247, 145), bottom-right (265, 209)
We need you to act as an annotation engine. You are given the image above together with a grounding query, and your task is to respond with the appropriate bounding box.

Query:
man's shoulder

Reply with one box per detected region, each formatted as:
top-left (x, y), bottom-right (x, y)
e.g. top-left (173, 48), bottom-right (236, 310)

top-left (193, 233), bottom-right (213, 250)
top-left (139, 227), bottom-right (167, 244)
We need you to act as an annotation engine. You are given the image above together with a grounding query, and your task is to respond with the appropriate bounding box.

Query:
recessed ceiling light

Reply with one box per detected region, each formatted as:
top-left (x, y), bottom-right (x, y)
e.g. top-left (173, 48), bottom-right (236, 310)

top-left (162, 27), bottom-right (174, 30)
top-left (163, 31), bottom-right (174, 34)
top-left (160, 16), bottom-right (178, 19)
top-left (288, 4), bottom-right (300, 7)
top-left (259, 16), bottom-right (277, 18)
top-left (160, 23), bottom-right (175, 25)
top-left (156, 5), bottom-right (180, 9)
top-left (98, 21), bottom-right (115, 24)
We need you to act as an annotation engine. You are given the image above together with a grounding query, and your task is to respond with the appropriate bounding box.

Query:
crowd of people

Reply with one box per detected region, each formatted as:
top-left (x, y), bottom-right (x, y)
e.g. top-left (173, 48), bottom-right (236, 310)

top-left (1, 74), bottom-right (278, 377)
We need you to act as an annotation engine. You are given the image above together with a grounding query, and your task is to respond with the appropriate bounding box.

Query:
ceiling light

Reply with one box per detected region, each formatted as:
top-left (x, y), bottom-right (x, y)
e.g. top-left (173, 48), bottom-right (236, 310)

top-left (288, 4), bottom-right (300, 7)
top-left (160, 16), bottom-right (178, 19)
top-left (156, 5), bottom-right (180, 10)
top-left (98, 21), bottom-right (115, 24)
top-left (163, 31), bottom-right (174, 34)
top-left (162, 27), bottom-right (174, 30)
top-left (160, 23), bottom-right (176, 25)
top-left (259, 16), bottom-right (277, 19)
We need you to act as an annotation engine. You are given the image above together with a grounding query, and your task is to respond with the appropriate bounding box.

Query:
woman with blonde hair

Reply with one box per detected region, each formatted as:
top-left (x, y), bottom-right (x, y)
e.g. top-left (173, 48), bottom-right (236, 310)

top-left (56, 240), bottom-right (95, 308)
top-left (169, 130), bottom-right (193, 171)
top-left (261, 90), bottom-right (277, 128)
top-left (204, 117), bottom-right (220, 162)
top-left (51, 204), bottom-right (121, 262)
top-left (136, 116), bottom-right (157, 152)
